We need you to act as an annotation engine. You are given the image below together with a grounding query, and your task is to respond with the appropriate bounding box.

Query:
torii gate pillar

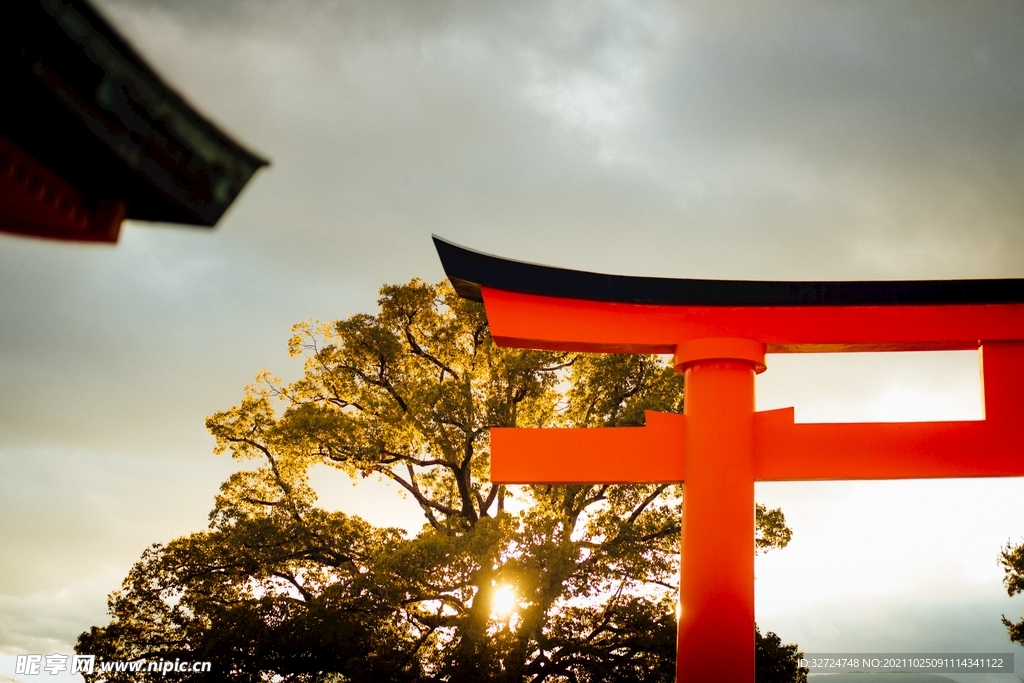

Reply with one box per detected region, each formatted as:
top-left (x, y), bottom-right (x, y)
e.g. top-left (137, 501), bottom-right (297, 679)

top-left (676, 339), bottom-right (764, 681)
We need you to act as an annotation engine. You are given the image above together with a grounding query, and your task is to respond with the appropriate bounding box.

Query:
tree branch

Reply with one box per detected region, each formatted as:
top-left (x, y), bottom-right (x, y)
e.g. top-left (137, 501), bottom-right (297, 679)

top-left (626, 485), bottom-right (669, 526)
top-left (404, 324), bottom-right (460, 381)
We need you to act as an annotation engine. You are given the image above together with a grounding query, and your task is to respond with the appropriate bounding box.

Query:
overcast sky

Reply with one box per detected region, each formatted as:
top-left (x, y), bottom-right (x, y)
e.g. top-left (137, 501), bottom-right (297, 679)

top-left (2, 1), bottom-right (1024, 681)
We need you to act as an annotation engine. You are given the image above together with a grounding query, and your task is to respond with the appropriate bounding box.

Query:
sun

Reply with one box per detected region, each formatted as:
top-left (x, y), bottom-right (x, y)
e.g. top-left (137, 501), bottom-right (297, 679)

top-left (491, 584), bottom-right (517, 618)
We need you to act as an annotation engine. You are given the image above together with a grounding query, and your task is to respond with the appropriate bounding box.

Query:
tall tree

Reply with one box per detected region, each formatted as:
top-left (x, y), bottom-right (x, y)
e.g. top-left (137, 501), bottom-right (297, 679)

top-left (78, 279), bottom-right (798, 682)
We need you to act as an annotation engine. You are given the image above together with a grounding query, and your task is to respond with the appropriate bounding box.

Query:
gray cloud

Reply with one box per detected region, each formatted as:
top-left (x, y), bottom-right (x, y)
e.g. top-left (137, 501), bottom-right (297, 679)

top-left (2, 0), bottom-right (1023, 663)
top-left (93, 0), bottom-right (1024, 281)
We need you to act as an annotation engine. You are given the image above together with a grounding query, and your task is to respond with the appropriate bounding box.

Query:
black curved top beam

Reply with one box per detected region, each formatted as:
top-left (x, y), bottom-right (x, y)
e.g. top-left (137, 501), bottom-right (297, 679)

top-left (433, 236), bottom-right (1024, 307)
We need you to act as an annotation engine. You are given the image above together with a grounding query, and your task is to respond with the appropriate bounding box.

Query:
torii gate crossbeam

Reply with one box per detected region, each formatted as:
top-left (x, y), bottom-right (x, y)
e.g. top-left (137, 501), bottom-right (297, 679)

top-left (433, 236), bottom-right (1024, 682)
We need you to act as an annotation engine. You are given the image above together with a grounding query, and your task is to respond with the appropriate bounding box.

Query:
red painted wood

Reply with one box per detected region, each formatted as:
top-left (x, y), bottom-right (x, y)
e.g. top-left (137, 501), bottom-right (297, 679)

top-left (479, 284), bottom-right (1024, 683)
top-left (0, 134), bottom-right (125, 242)
top-left (677, 357), bottom-right (757, 681)
top-left (755, 342), bottom-right (1024, 480)
top-left (490, 411), bottom-right (685, 484)
top-left (482, 286), bottom-right (1024, 353)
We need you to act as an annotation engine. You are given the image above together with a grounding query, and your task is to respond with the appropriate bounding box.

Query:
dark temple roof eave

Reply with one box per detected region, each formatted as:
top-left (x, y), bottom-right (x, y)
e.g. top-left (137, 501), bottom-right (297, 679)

top-left (1, 0), bottom-right (268, 240)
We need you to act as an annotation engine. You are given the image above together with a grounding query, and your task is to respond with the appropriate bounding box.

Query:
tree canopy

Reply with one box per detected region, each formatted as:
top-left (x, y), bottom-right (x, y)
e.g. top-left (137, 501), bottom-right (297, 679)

top-left (77, 279), bottom-right (803, 682)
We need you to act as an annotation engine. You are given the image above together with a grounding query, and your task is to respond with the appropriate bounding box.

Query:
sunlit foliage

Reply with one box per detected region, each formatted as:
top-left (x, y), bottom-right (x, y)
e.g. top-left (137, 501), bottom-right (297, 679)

top-left (78, 280), bottom-right (795, 682)
top-left (999, 540), bottom-right (1024, 643)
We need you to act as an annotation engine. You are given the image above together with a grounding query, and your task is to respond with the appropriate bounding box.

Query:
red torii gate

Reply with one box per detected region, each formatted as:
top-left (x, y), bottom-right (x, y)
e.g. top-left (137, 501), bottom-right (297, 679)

top-left (434, 236), bottom-right (1024, 682)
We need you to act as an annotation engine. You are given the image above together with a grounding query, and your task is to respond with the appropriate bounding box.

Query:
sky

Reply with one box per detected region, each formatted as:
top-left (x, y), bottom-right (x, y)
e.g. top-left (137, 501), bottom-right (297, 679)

top-left (2, 0), bottom-right (1024, 680)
